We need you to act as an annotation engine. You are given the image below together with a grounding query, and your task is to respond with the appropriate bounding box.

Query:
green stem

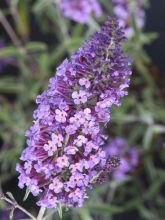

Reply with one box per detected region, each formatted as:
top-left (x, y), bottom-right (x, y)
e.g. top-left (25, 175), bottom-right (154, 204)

top-left (43, 209), bottom-right (56, 220)
top-left (1, 196), bottom-right (36, 220)
top-left (0, 9), bottom-right (21, 47)
top-left (37, 207), bottom-right (46, 220)
top-left (88, 16), bottom-right (100, 31)
top-left (54, 2), bottom-right (72, 55)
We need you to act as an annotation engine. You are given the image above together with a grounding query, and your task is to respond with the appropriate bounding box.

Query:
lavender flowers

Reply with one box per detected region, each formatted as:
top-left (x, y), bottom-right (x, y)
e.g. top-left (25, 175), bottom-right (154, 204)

top-left (105, 137), bottom-right (139, 180)
top-left (59, 0), bottom-right (102, 23)
top-left (112, 0), bottom-right (145, 37)
top-left (17, 17), bottom-right (132, 208)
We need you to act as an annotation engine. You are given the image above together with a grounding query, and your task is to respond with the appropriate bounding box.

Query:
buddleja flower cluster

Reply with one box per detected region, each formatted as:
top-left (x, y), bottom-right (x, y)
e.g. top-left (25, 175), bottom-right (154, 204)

top-left (112, 0), bottom-right (145, 37)
top-left (105, 137), bottom-right (139, 179)
top-left (59, 0), bottom-right (102, 23)
top-left (16, 17), bottom-right (132, 208)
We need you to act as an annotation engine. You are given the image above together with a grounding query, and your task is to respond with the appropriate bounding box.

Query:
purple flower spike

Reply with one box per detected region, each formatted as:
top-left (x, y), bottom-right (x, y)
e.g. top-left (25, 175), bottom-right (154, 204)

top-left (112, 0), bottom-right (145, 37)
top-left (17, 17), bottom-right (132, 208)
top-left (59, 0), bottom-right (102, 23)
top-left (105, 137), bottom-right (139, 180)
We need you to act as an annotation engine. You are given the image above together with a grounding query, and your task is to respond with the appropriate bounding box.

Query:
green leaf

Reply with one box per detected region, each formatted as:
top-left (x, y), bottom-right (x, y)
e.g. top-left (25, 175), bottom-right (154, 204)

top-left (139, 33), bottom-right (158, 45)
top-left (123, 198), bottom-right (143, 210)
top-left (11, 0), bottom-right (19, 8)
top-left (49, 45), bottom-right (66, 66)
top-left (86, 203), bottom-right (123, 214)
top-left (32, 0), bottom-right (51, 14)
top-left (0, 200), bottom-right (5, 209)
top-left (147, 178), bottom-right (164, 198)
top-left (153, 125), bottom-right (165, 134)
top-left (0, 46), bottom-right (22, 58)
top-left (25, 42), bottom-right (47, 53)
top-left (64, 38), bottom-right (83, 51)
top-left (138, 205), bottom-right (156, 220)
top-left (72, 24), bottom-right (84, 38)
top-left (79, 208), bottom-right (92, 220)
top-left (37, 53), bottom-right (50, 76)
top-left (143, 127), bottom-right (153, 150)
top-left (0, 78), bottom-right (24, 93)
top-left (144, 157), bottom-right (156, 181)
top-left (15, 0), bottom-right (30, 37)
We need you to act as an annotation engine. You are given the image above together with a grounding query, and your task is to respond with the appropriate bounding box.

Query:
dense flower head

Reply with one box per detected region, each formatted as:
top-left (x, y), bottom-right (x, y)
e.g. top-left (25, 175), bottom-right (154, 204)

top-left (17, 17), bottom-right (132, 208)
top-left (59, 0), bottom-right (102, 23)
top-left (105, 137), bottom-right (139, 179)
top-left (112, 0), bottom-right (145, 37)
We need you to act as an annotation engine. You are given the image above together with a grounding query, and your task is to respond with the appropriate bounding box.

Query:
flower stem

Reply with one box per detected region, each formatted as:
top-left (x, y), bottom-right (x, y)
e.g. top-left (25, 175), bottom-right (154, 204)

top-left (37, 207), bottom-right (46, 220)
top-left (0, 9), bottom-right (21, 47)
top-left (0, 196), bottom-right (36, 220)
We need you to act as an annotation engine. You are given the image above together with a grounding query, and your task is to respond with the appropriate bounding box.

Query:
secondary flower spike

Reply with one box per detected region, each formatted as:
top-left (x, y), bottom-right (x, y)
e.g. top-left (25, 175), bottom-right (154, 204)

top-left (59, 0), bottom-right (102, 23)
top-left (16, 17), bottom-right (132, 208)
top-left (112, 0), bottom-right (145, 37)
top-left (105, 137), bottom-right (139, 180)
